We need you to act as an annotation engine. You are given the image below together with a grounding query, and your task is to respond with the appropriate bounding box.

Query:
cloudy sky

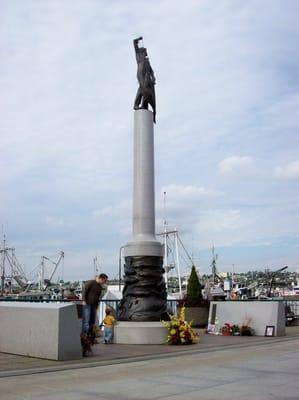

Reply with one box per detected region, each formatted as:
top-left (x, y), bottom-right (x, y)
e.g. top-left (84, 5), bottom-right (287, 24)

top-left (0, 0), bottom-right (298, 282)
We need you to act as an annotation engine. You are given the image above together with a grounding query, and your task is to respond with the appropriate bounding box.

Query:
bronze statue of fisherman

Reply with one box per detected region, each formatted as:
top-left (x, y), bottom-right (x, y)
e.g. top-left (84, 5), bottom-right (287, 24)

top-left (133, 37), bottom-right (156, 123)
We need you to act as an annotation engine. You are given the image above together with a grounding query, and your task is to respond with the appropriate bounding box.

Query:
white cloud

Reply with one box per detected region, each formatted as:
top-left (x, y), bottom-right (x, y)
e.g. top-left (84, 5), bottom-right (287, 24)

top-left (46, 216), bottom-right (71, 227)
top-left (156, 184), bottom-right (223, 229)
top-left (218, 156), bottom-right (253, 175)
top-left (161, 184), bottom-right (222, 201)
top-left (92, 201), bottom-right (131, 218)
top-left (194, 208), bottom-right (257, 248)
top-left (275, 161), bottom-right (299, 180)
top-left (199, 209), bottom-right (249, 232)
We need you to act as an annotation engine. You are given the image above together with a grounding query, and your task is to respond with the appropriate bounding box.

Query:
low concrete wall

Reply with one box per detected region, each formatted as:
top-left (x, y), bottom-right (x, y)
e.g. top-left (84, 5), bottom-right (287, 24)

top-left (114, 321), bottom-right (168, 344)
top-left (208, 301), bottom-right (285, 336)
top-left (183, 307), bottom-right (209, 328)
top-left (0, 302), bottom-right (82, 360)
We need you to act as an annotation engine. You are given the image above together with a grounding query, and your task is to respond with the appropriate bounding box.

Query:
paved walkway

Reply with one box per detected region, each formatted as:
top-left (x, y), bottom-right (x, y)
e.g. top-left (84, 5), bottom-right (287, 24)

top-left (0, 326), bottom-right (298, 377)
top-left (0, 333), bottom-right (298, 400)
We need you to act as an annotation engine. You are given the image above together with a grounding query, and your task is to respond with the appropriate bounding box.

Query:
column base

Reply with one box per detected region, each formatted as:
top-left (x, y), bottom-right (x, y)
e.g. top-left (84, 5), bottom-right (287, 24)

top-left (114, 321), bottom-right (168, 344)
top-left (118, 255), bottom-right (167, 321)
top-left (124, 239), bottom-right (163, 257)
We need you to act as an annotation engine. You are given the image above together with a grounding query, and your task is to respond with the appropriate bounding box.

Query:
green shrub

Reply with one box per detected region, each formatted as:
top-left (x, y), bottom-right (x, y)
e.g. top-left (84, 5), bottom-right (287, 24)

top-left (177, 265), bottom-right (209, 308)
top-left (187, 265), bottom-right (203, 301)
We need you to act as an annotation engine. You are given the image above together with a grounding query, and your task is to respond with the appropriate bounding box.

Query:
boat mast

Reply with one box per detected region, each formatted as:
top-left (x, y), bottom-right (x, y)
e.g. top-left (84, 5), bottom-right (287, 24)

top-left (39, 256), bottom-right (45, 291)
top-left (0, 234), bottom-right (6, 295)
top-left (163, 191), bottom-right (168, 290)
top-left (211, 244), bottom-right (218, 284)
top-left (39, 251), bottom-right (64, 290)
top-left (0, 235), bottom-right (28, 294)
top-left (159, 192), bottom-right (194, 297)
top-left (93, 256), bottom-right (99, 277)
top-left (174, 229), bottom-right (182, 298)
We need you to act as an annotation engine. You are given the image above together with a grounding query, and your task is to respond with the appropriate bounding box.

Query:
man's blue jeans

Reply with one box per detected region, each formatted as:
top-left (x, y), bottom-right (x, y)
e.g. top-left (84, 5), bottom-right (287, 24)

top-left (82, 304), bottom-right (96, 335)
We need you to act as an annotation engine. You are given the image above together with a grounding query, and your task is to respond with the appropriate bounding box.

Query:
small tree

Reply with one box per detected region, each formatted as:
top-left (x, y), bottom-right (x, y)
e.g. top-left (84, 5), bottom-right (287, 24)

top-left (187, 265), bottom-right (203, 302)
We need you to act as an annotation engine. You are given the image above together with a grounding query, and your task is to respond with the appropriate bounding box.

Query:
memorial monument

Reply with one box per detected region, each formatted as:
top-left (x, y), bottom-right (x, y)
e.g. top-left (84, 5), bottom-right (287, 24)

top-left (117, 37), bottom-right (167, 325)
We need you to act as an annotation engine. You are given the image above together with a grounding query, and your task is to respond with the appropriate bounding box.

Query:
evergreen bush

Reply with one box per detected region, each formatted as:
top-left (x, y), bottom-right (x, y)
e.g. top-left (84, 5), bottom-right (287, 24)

top-left (187, 265), bottom-right (203, 301)
top-left (178, 265), bottom-right (209, 308)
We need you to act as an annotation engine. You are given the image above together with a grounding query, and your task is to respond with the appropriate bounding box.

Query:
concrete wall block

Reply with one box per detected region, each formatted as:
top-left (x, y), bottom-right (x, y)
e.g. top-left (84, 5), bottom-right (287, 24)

top-left (58, 305), bottom-right (82, 360)
top-left (208, 301), bottom-right (285, 336)
top-left (0, 302), bottom-right (82, 360)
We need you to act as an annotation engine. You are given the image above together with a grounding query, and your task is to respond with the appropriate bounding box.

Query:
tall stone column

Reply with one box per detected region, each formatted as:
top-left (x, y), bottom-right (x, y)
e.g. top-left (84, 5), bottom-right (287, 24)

top-left (118, 109), bottom-right (167, 321)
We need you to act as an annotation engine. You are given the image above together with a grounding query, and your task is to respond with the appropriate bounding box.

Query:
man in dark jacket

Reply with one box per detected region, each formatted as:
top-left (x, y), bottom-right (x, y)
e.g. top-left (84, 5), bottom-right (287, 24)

top-left (82, 273), bottom-right (108, 335)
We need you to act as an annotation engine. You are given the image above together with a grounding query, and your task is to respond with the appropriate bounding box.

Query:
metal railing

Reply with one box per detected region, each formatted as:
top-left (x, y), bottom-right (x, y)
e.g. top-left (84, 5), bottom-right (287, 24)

top-left (97, 299), bottom-right (177, 324)
top-left (0, 298), bottom-right (178, 323)
top-left (1, 297), bottom-right (298, 323)
top-left (284, 300), bottom-right (299, 319)
top-left (0, 297), bottom-right (75, 303)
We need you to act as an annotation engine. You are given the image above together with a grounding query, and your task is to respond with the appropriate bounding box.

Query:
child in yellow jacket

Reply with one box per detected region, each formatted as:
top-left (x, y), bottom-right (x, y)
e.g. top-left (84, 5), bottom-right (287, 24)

top-left (103, 308), bottom-right (116, 344)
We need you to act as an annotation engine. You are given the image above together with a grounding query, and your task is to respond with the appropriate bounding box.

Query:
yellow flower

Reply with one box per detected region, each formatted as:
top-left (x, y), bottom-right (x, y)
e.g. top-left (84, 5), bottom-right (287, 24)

top-left (179, 306), bottom-right (185, 321)
top-left (161, 310), bottom-right (200, 345)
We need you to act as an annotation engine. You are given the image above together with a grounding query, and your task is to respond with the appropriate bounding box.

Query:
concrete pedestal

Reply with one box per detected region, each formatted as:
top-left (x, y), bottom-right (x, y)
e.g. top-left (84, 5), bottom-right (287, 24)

top-left (0, 302), bottom-right (82, 360)
top-left (114, 321), bottom-right (168, 344)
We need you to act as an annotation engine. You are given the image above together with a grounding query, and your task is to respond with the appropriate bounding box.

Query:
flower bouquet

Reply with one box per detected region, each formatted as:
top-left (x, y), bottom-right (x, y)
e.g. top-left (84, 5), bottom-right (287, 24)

top-left (221, 322), bottom-right (233, 336)
top-left (241, 325), bottom-right (254, 336)
top-left (231, 324), bottom-right (241, 336)
top-left (241, 318), bottom-right (254, 336)
top-left (162, 307), bottom-right (199, 345)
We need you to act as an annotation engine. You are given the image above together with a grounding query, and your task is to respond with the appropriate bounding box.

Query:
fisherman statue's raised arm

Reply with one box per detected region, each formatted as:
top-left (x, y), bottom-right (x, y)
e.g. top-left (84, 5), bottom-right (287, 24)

top-left (133, 37), bottom-right (156, 123)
